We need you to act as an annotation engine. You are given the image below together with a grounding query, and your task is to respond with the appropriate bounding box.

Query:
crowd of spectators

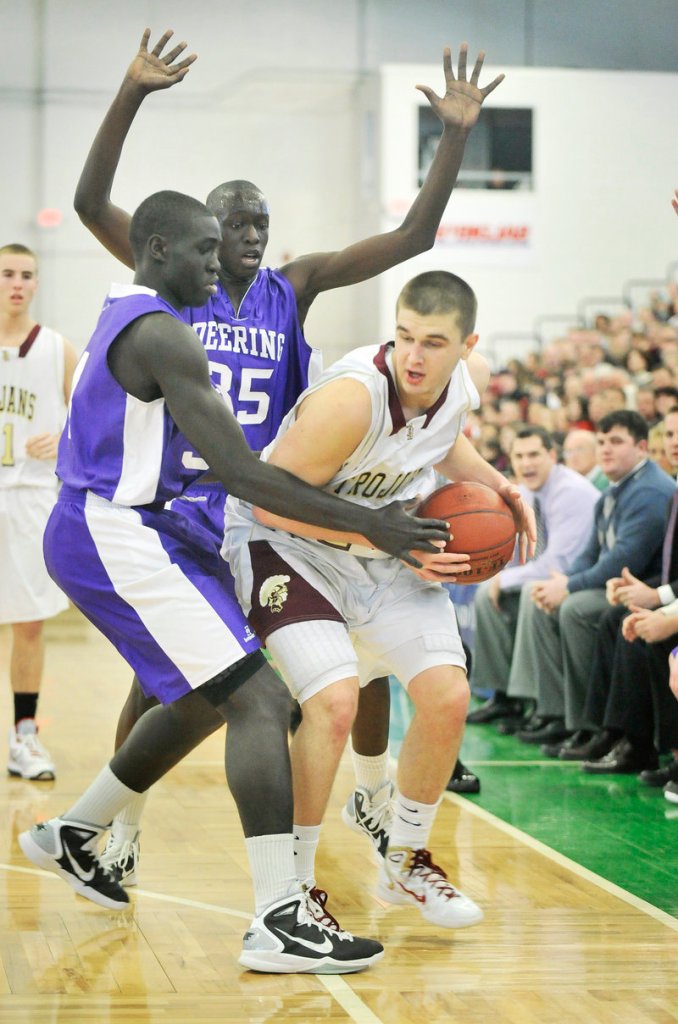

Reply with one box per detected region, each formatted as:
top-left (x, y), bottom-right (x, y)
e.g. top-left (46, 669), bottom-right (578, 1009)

top-left (467, 282), bottom-right (678, 467)
top-left (462, 281), bottom-right (678, 807)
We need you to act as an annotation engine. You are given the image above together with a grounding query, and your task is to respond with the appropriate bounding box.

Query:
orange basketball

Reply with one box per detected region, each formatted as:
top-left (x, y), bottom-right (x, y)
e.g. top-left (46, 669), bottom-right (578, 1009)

top-left (417, 481), bottom-right (516, 584)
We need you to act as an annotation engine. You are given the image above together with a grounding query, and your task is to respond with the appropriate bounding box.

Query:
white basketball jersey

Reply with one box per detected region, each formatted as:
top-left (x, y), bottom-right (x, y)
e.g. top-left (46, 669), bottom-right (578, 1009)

top-left (264, 342), bottom-right (479, 503)
top-left (0, 325), bottom-right (66, 489)
top-left (233, 341), bottom-right (480, 559)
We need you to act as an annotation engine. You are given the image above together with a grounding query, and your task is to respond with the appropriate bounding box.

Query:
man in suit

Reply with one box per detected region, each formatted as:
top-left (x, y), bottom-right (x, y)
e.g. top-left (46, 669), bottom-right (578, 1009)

top-left (467, 426), bottom-right (598, 727)
top-left (562, 408), bottom-right (678, 777)
top-left (510, 411), bottom-right (675, 748)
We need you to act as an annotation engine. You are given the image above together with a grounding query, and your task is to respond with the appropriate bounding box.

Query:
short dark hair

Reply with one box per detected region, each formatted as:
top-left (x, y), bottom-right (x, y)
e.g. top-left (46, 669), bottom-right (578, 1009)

top-left (655, 386), bottom-right (678, 401)
top-left (397, 271), bottom-right (477, 339)
top-left (129, 190), bottom-right (212, 261)
top-left (511, 424), bottom-right (554, 451)
top-left (597, 409), bottom-right (648, 443)
top-left (205, 180), bottom-right (266, 218)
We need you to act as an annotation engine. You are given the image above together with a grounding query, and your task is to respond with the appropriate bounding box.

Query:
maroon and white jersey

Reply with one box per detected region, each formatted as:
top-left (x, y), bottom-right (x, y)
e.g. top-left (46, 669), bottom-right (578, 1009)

top-left (0, 325), bottom-right (66, 490)
top-left (226, 340), bottom-right (479, 560)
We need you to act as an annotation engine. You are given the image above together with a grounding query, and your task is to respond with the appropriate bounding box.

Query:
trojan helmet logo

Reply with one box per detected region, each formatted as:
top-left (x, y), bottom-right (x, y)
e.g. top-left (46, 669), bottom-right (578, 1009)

top-left (259, 574), bottom-right (291, 613)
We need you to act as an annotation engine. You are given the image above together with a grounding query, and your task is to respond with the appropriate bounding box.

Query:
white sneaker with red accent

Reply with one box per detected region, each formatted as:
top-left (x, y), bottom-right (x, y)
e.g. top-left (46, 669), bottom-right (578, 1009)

top-left (8, 720), bottom-right (55, 780)
top-left (377, 846), bottom-right (483, 928)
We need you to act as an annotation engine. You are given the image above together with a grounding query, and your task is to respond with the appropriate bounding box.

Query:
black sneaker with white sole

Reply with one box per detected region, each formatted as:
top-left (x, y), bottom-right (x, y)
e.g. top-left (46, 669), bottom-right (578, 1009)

top-left (18, 818), bottom-right (130, 910)
top-left (239, 889), bottom-right (383, 974)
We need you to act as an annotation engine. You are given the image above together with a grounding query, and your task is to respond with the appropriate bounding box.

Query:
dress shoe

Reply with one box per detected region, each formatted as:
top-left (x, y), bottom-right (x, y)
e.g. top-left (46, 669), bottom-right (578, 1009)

top-left (664, 780), bottom-right (678, 804)
top-left (541, 729), bottom-right (593, 758)
top-left (495, 712), bottom-right (529, 735)
top-left (509, 713), bottom-right (549, 736)
top-left (516, 717), bottom-right (571, 745)
top-left (466, 694), bottom-right (524, 725)
top-left (582, 736), bottom-right (659, 775)
top-left (640, 758), bottom-right (678, 787)
top-left (446, 759), bottom-right (480, 794)
top-left (557, 729), bottom-right (617, 762)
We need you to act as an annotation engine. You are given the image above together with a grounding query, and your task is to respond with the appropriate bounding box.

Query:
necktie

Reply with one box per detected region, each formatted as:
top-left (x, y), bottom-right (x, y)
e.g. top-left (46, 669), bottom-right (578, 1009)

top-left (598, 489), bottom-right (616, 550)
top-left (661, 491), bottom-right (678, 584)
top-left (533, 496), bottom-right (547, 558)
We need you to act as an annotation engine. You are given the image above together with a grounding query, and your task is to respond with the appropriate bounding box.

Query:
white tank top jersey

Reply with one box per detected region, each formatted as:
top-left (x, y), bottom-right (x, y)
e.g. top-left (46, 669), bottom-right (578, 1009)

top-left (0, 325), bottom-right (66, 489)
top-left (229, 341), bottom-right (480, 559)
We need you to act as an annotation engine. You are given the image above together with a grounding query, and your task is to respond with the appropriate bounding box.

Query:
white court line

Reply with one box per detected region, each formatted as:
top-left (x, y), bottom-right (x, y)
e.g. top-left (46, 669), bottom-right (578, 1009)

top-left (464, 759), bottom-right (577, 767)
top-left (134, 887), bottom-right (251, 919)
top-left (445, 790), bottom-right (678, 932)
top-left (320, 975), bottom-right (384, 1024)
top-left (0, 861), bottom-right (385, 1024)
top-left (0, 863), bottom-right (249, 921)
top-left (5, 765), bottom-right (673, 1024)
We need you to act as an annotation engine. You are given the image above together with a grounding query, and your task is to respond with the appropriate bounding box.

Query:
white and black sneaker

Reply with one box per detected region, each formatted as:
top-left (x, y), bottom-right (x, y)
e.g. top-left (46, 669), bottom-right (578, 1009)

top-left (341, 781), bottom-right (393, 861)
top-left (18, 818), bottom-right (130, 910)
top-left (99, 830), bottom-right (140, 887)
top-left (239, 889), bottom-right (383, 974)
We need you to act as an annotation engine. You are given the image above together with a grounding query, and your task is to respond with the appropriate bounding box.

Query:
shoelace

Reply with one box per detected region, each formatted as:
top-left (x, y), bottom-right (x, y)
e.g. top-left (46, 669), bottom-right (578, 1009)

top-left (18, 733), bottom-right (50, 760)
top-left (100, 837), bottom-right (136, 872)
top-left (357, 791), bottom-right (393, 832)
top-left (304, 888), bottom-right (351, 939)
top-left (407, 849), bottom-right (461, 901)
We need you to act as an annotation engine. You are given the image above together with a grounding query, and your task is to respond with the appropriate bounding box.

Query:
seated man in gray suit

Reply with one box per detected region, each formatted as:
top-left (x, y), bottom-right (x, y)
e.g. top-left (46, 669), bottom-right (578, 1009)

top-left (516, 411), bottom-right (675, 747)
top-left (467, 426), bottom-right (598, 728)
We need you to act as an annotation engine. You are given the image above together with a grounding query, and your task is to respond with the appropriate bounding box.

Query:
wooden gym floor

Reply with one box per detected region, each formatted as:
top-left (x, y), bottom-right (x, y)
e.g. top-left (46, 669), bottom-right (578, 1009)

top-left (0, 609), bottom-right (676, 1024)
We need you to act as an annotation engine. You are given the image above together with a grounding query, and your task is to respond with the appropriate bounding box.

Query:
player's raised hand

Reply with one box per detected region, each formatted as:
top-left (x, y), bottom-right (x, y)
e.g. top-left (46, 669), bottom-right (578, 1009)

top-left (125, 28), bottom-right (196, 94)
top-left (416, 43), bottom-right (505, 132)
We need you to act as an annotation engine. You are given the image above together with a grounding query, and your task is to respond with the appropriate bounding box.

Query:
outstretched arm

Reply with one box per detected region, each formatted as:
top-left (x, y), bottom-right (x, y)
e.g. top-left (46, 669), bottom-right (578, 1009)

top-left (115, 319), bottom-right (450, 564)
top-left (282, 43), bottom-right (504, 322)
top-left (73, 29), bottom-right (196, 267)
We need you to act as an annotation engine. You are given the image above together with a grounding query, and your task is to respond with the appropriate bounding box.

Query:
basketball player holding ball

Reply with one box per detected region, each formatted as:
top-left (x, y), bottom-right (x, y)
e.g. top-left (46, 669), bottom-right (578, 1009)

top-left (224, 270), bottom-right (535, 928)
top-left (73, 28), bottom-right (506, 884)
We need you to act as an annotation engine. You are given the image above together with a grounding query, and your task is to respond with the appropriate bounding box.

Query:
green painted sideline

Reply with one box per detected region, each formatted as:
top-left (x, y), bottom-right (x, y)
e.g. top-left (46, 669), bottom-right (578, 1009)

top-left (388, 683), bottom-right (678, 919)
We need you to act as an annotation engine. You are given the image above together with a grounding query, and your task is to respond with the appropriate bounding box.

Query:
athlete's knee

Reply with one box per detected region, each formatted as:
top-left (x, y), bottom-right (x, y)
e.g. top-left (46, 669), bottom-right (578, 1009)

top-left (223, 662), bottom-right (292, 726)
top-left (12, 620), bottom-right (44, 643)
top-left (410, 666), bottom-right (469, 720)
top-left (302, 680), bottom-right (359, 744)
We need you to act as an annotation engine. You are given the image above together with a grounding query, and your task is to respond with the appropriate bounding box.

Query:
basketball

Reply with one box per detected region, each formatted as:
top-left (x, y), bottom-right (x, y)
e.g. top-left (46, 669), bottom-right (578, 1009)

top-left (417, 481), bottom-right (516, 583)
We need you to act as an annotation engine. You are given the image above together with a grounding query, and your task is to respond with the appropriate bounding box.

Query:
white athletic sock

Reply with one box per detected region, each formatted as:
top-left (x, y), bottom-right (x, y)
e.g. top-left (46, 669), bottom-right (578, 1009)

top-left (245, 834), bottom-right (299, 915)
top-left (351, 748), bottom-right (391, 795)
top-left (389, 792), bottom-right (441, 852)
top-left (64, 765), bottom-right (142, 829)
top-left (111, 792), bottom-right (148, 839)
top-left (293, 823), bottom-right (321, 888)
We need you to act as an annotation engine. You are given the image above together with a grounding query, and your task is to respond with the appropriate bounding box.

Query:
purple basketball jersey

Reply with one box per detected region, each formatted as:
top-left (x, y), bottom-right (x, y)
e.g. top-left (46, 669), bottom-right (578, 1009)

top-left (173, 268), bottom-right (320, 539)
top-left (57, 285), bottom-right (205, 506)
top-left (183, 268), bottom-right (319, 452)
top-left (46, 285), bottom-right (262, 702)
